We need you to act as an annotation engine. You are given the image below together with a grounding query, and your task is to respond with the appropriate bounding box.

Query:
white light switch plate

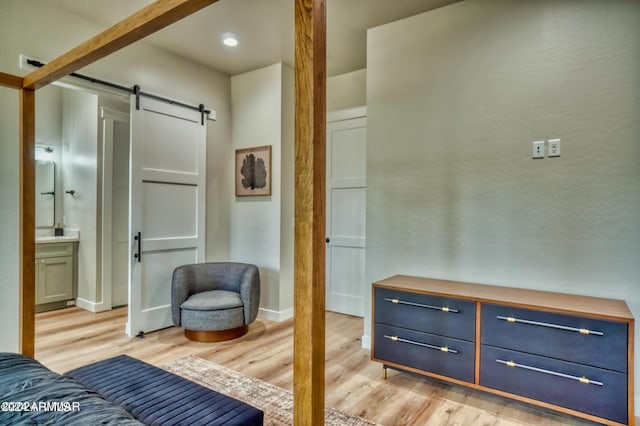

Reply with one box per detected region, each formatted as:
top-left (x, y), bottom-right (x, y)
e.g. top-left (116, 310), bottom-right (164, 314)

top-left (548, 138), bottom-right (561, 157)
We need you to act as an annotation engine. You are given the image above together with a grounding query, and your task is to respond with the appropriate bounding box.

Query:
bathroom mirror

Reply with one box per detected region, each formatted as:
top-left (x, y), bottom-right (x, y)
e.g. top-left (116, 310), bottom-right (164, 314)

top-left (35, 160), bottom-right (55, 227)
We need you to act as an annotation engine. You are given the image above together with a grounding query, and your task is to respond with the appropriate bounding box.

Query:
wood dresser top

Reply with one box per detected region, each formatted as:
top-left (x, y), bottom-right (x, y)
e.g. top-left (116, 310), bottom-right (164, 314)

top-left (374, 275), bottom-right (634, 322)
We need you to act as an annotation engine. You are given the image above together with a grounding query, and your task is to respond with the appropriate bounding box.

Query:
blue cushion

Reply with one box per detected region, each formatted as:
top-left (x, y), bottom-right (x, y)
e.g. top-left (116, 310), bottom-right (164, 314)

top-left (0, 353), bottom-right (143, 425)
top-left (65, 355), bottom-right (263, 426)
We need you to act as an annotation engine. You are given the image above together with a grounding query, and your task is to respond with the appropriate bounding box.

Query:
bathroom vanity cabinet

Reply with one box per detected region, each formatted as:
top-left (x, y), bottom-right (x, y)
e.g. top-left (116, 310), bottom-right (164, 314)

top-left (35, 241), bottom-right (77, 312)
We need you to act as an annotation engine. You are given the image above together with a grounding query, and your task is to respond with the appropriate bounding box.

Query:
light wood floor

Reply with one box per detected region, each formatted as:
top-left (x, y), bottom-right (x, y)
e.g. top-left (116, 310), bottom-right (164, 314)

top-left (35, 307), bottom-right (599, 426)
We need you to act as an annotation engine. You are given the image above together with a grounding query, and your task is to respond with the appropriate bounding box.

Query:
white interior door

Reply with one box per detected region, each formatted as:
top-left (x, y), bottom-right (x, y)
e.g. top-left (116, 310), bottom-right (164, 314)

top-left (128, 96), bottom-right (206, 336)
top-left (326, 108), bottom-right (366, 317)
top-left (101, 107), bottom-right (131, 309)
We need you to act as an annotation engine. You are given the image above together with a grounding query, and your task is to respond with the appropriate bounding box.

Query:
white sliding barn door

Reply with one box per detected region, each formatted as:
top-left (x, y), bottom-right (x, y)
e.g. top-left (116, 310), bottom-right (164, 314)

top-left (326, 108), bottom-right (367, 317)
top-left (127, 96), bottom-right (206, 336)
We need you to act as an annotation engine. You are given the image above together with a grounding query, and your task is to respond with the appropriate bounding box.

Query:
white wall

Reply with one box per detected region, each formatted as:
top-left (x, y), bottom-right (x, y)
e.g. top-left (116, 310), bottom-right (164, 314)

top-left (366, 0), bottom-right (640, 413)
top-left (0, 86), bottom-right (19, 352)
top-left (230, 63), bottom-right (294, 319)
top-left (0, 0), bottom-right (232, 349)
top-left (62, 89), bottom-right (99, 305)
top-left (279, 64), bottom-right (295, 311)
top-left (35, 85), bottom-right (63, 228)
top-left (327, 68), bottom-right (366, 112)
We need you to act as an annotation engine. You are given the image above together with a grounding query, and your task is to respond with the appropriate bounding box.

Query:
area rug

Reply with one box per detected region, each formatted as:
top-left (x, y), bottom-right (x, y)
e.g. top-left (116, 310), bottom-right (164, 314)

top-left (163, 355), bottom-right (379, 426)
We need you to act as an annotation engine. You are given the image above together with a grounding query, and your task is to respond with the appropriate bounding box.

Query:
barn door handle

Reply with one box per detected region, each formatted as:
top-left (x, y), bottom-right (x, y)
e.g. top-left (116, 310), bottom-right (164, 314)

top-left (134, 232), bottom-right (141, 262)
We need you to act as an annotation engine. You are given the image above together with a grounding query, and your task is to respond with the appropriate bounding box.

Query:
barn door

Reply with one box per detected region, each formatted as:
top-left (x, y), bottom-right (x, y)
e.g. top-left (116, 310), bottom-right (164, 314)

top-left (127, 96), bottom-right (206, 336)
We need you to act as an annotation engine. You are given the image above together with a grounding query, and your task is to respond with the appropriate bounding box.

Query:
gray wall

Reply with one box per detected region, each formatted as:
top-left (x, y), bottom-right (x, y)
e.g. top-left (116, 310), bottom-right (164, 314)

top-left (0, 86), bottom-right (19, 352)
top-left (327, 69), bottom-right (366, 111)
top-left (280, 64), bottom-right (295, 312)
top-left (366, 0), bottom-right (640, 411)
top-left (230, 63), bottom-right (295, 319)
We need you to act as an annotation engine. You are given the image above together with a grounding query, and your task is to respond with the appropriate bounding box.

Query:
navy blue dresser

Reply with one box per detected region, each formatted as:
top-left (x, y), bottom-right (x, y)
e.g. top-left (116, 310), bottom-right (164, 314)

top-left (372, 275), bottom-right (635, 426)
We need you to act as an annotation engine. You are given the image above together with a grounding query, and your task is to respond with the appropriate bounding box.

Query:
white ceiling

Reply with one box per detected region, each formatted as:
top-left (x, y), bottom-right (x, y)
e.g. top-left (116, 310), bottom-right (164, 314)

top-left (50, 0), bottom-right (459, 77)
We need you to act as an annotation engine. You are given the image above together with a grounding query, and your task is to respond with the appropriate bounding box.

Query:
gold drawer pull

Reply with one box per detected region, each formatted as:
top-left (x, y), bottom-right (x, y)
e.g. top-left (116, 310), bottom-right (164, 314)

top-left (496, 316), bottom-right (604, 336)
top-left (383, 335), bottom-right (459, 354)
top-left (496, 359), bottom-right (603, 386)
top-left (384, 298), bottom-right (460, 314)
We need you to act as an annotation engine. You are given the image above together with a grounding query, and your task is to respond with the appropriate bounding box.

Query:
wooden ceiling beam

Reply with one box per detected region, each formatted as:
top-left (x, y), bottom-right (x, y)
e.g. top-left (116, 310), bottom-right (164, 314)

top-left (293, 0), bottom-right (327, 424)
top-left (22, 0), bottom-right (218, 90)
top-left (0, 72), bottom-right (23, 89)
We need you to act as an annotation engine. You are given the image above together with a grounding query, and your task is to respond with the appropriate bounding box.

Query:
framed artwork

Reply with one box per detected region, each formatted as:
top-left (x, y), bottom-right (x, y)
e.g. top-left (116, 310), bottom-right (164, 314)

top-left (235, 145), bottom-right (272, 196)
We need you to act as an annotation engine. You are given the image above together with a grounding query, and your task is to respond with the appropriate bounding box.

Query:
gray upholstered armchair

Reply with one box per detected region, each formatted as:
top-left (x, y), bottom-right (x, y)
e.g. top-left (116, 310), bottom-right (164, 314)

top-left (171, 262), bottom-right (260, 342)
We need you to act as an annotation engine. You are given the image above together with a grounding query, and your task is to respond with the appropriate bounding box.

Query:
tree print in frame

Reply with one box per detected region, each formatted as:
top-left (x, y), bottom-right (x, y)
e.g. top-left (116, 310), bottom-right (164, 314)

top-left (235, 145), bottom-right (272, 196)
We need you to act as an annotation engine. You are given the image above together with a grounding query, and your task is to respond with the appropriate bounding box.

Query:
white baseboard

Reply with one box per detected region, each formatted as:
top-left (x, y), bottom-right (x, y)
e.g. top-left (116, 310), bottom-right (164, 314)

top-left (75, 298), bottom-right (109, 313)
top-left (636, 396), bottom-right (639, 420)
top-left (258, 307), bottom-right (294, 322)
top-left (361, 334), bottom-right (371, 349)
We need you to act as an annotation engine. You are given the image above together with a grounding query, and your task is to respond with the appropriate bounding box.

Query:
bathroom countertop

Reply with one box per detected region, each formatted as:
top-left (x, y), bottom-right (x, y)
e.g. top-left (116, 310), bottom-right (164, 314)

top-left (35, 229), bottom-right (80, 244)
top-left (36, 235), bottom-right (80, 244)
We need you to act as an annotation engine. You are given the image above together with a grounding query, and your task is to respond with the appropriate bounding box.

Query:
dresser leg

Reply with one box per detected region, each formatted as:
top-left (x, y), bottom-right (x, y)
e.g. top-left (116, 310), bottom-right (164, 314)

top-left (383, 365), bottom-right (387, 380)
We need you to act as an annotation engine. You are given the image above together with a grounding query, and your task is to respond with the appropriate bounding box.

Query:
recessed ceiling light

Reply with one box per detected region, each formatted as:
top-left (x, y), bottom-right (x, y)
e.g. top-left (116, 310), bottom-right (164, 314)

top-left (223, 37), bottom-right (238, 47)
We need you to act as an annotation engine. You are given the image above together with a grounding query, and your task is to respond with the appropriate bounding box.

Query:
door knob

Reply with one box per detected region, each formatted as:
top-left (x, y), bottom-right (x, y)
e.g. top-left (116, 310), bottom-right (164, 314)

top-left (325, 237), bottom-right (330, 243)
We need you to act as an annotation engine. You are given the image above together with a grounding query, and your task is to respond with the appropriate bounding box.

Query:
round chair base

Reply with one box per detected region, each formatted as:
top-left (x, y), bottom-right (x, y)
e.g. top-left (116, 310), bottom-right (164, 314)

top-left (184, 325), bottom-right (248, 342)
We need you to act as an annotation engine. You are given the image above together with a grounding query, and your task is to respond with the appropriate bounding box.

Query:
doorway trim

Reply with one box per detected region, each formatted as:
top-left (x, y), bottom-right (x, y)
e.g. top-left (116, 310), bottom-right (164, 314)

top-left (101, 107), bottom-right (130, 311)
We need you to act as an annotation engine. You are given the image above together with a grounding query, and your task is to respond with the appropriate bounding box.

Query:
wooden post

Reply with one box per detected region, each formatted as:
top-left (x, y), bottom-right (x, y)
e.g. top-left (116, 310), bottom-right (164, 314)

top-left (293, 0), bottom-right (326, 425)
top-left (19, 88), bottom-right (36, 357)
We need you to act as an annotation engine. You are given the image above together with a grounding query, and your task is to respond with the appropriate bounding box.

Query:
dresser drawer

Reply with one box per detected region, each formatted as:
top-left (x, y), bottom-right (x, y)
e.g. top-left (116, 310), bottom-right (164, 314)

top-left (481, 303), bottom-right (627, 372)
top-left (374, 287), bottom-right (475, 341)
top-left (480, 345), bottom-right (627, 424)
top-left (373, 323), bottom-right (475, 383)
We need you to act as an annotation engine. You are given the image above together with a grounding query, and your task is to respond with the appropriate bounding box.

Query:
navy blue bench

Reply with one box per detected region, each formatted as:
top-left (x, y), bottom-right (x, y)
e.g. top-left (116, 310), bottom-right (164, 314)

top-left (0, 352), bottom-right (142, 425)
top-left (66, 355), bottom-right (263, 426)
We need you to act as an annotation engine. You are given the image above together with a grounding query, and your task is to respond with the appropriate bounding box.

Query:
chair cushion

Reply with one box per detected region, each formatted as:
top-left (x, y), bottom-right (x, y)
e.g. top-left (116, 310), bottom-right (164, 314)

top-left (181, 290), bottom-right (243, 311)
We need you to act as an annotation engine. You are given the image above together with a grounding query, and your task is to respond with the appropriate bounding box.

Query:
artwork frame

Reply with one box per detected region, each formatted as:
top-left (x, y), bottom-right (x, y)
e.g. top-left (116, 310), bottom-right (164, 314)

top-left (235, 145), bottom-right (272, 196)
